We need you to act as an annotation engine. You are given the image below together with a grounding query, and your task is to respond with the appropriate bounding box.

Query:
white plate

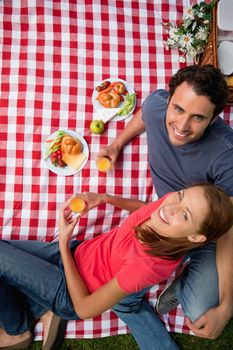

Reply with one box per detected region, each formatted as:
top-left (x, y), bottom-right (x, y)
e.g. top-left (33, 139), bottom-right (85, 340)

top-left (218, 41), bottom-right (233, 75)
top-left (42, 129), bottom-right (89, 176)
top-left (218, 0), bottom-right (233, 31)
top-left (92, 78), bottom-right (136, 122)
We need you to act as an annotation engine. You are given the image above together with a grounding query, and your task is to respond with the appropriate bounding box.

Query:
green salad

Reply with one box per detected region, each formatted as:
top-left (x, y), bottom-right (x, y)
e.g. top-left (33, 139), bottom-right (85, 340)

top-left (117, 93), bottom-right (136, 116)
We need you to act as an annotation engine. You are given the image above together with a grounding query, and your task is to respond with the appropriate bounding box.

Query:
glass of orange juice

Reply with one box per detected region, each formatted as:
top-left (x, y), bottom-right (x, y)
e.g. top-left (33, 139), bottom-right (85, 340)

top-left (69, 195), bottom-right (87, 213)
top-left (96, 156), bottom-right (112, 172)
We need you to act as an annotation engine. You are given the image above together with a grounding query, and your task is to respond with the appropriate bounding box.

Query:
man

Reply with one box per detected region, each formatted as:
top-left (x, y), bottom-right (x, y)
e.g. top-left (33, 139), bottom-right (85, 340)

top-left (99, 65), bottom-right (233, 349)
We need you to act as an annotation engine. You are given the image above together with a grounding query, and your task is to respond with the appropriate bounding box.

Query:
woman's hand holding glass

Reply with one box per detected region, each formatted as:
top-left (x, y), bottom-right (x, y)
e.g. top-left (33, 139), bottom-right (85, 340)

top-left (59, 201), bottom-right (80, 245)
top-left (59, 193), bottom-right (106, 245)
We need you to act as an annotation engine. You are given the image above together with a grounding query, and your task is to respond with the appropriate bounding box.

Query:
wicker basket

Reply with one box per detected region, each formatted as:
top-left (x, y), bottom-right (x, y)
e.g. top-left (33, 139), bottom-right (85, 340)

top-left (199, 4), bottom-right (233, 105)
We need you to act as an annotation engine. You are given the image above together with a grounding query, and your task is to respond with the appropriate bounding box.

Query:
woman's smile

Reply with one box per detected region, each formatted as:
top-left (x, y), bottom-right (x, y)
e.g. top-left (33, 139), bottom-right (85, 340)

top-left (158, 207), bottom-right (169, 224)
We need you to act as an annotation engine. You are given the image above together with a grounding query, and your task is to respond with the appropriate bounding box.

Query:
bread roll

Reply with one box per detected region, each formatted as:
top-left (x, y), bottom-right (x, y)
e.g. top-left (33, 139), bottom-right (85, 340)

top-left (61, 135), bottom-right (83, 155)
top-left (98, 91), bottom-right (121, 108)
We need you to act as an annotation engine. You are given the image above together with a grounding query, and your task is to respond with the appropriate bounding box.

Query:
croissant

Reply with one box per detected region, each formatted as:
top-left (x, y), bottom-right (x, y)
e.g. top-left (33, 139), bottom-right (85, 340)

top-left (98, 91), bottom-right (121, 108)
top-left (60, 135), bottom-right (83, 155)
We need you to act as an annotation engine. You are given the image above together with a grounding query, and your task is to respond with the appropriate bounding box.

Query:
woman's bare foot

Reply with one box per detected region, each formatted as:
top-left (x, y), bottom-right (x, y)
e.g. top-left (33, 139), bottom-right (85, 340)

top-left (0, 328), bottom-right (32, 347)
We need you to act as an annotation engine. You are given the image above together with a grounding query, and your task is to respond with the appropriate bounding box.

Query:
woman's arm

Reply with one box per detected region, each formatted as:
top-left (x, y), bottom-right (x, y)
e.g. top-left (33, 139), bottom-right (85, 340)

top-left (59, 202), bottom-right (128, 319)
top-left (79, 192), bottom-right (147, 213)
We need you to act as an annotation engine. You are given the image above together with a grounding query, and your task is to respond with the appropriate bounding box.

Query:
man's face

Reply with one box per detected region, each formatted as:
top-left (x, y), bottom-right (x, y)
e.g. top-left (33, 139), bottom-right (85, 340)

top-left (166, 82), bottom-right (216, 146)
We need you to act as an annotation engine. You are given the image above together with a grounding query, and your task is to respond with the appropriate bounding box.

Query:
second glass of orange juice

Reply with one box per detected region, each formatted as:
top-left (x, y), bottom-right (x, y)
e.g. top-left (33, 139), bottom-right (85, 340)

top-left (96, 157), bottom-right (112, 172)
top-left (69, 196), bottom-right (87, 213)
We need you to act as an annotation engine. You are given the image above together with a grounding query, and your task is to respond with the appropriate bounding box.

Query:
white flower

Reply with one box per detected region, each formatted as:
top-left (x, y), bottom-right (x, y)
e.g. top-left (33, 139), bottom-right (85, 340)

top-left (195, 27), bottom-right (208, 41)
top-left (183, 7), bottom-right (195, 20)
top-left (179, 33), bottom-right (194, 49)
top-left (183, 18), bottom-right (192, 29)
top-left (166, 37), bottom-right (177, 47)
top-left (186, 47), bottom-right (198, 58)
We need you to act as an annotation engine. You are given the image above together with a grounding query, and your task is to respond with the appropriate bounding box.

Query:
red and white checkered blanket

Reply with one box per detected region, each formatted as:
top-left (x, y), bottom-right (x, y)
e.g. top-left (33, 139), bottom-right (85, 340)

top-left (0, 0), bottom-right (232, 341)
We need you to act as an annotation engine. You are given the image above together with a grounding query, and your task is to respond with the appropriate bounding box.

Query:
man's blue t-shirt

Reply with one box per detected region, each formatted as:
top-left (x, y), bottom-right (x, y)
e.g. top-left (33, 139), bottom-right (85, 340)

top-left (142, 89), bottom-right (233, 198)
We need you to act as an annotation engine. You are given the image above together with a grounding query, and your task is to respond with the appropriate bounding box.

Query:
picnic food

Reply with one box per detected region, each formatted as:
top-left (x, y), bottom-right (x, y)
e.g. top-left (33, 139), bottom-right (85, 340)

top-left (92, 79), bottom-right (137, 123)
top-left (62, 152), bottom-right (87, 170)
top-left (60, 135), bottom-right (83, 155)
top-left (95, 80), bottom-right (111, 91)
top-left (98, 91), bottom-right (121, 108)
top-left (90, 120), bottom-right (105, 134)
top-left (117, 93), bottom-right (136, 116)
top-left (44, 131), bottom-right (87, 171)
top-left (60, 134), bottom-right (86, 170)
top-left (96, 81), bottom-right (127, 108)
top-left (44, 130), bottom-right (66, 167)
top-left (113, 82), bottom-right (125, 94)
top-left (96, 156), bottom-right (112, 172)
top-left (50, 150), bottom-right (66, 168)
top-left (69, 196), bottom-right (87, 213)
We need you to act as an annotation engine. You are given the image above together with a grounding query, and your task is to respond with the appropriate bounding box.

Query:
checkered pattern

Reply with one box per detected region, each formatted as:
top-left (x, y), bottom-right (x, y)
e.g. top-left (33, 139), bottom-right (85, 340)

top-left (0, 0), bottom-right (232, 341)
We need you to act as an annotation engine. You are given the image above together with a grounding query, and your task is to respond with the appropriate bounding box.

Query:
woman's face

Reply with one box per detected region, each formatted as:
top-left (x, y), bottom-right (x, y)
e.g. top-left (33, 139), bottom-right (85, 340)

top-left (150, 187), bottom-right (208, 241)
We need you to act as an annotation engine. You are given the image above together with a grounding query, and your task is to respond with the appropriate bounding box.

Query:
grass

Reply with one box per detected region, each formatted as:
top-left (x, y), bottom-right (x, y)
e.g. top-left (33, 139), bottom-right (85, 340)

top-left (27, 318), bottom-right (233, 349)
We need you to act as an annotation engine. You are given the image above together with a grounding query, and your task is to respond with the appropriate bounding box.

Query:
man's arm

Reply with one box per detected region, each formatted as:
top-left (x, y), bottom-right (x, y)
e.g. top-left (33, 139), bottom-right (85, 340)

top-left (98, 108), bottom-right (146, 165)
top-left (78, 192), bottom-right (147, 213)
top-left (186, 197), bottom-right (233, 339)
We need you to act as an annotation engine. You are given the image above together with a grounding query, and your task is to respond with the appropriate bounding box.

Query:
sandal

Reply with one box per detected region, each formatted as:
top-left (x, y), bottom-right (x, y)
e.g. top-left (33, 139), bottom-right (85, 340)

top-left (42, 314), bottom-right (67, 350)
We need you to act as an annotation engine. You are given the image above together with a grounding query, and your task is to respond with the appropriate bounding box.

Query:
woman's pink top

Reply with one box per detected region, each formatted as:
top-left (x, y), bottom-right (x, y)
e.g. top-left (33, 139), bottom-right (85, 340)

top-left (74, 196), bottom-right (182, 294)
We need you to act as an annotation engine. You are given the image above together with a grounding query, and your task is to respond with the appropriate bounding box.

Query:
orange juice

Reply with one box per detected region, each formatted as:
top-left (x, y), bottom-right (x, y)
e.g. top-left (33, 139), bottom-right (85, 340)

top-left (69, 196), bottom-right (87, 213)
top-left (96, 157), bottom-right (112, 172)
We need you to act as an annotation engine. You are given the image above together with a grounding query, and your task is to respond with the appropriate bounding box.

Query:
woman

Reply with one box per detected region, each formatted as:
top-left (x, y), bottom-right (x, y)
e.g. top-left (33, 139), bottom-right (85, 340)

top-left (0, 183), bottom-right (233, 350)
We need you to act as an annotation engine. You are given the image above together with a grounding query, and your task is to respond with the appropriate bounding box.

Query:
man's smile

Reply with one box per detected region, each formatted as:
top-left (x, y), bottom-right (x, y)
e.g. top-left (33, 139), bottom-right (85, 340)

top-left (173, 127), bottom-right (190, 138)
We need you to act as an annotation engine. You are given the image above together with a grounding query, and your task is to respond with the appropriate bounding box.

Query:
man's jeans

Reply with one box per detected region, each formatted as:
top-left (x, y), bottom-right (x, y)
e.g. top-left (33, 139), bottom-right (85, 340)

top-left (0, 240), bottom-right (217, 350)
top-left (112, 242), bottom-right (217, 350)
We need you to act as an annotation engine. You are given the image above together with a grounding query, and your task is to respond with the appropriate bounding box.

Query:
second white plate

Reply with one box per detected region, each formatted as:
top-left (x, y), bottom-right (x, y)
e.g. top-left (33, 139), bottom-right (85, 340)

top-left (92, 78), bottom-right (136, 122)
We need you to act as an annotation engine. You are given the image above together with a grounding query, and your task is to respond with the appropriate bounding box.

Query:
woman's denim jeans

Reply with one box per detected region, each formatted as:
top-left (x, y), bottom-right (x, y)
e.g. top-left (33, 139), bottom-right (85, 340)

top-left (0, 240), bottom-right (217, 350)
top-left (0, 239), bottom-right (80, 334)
